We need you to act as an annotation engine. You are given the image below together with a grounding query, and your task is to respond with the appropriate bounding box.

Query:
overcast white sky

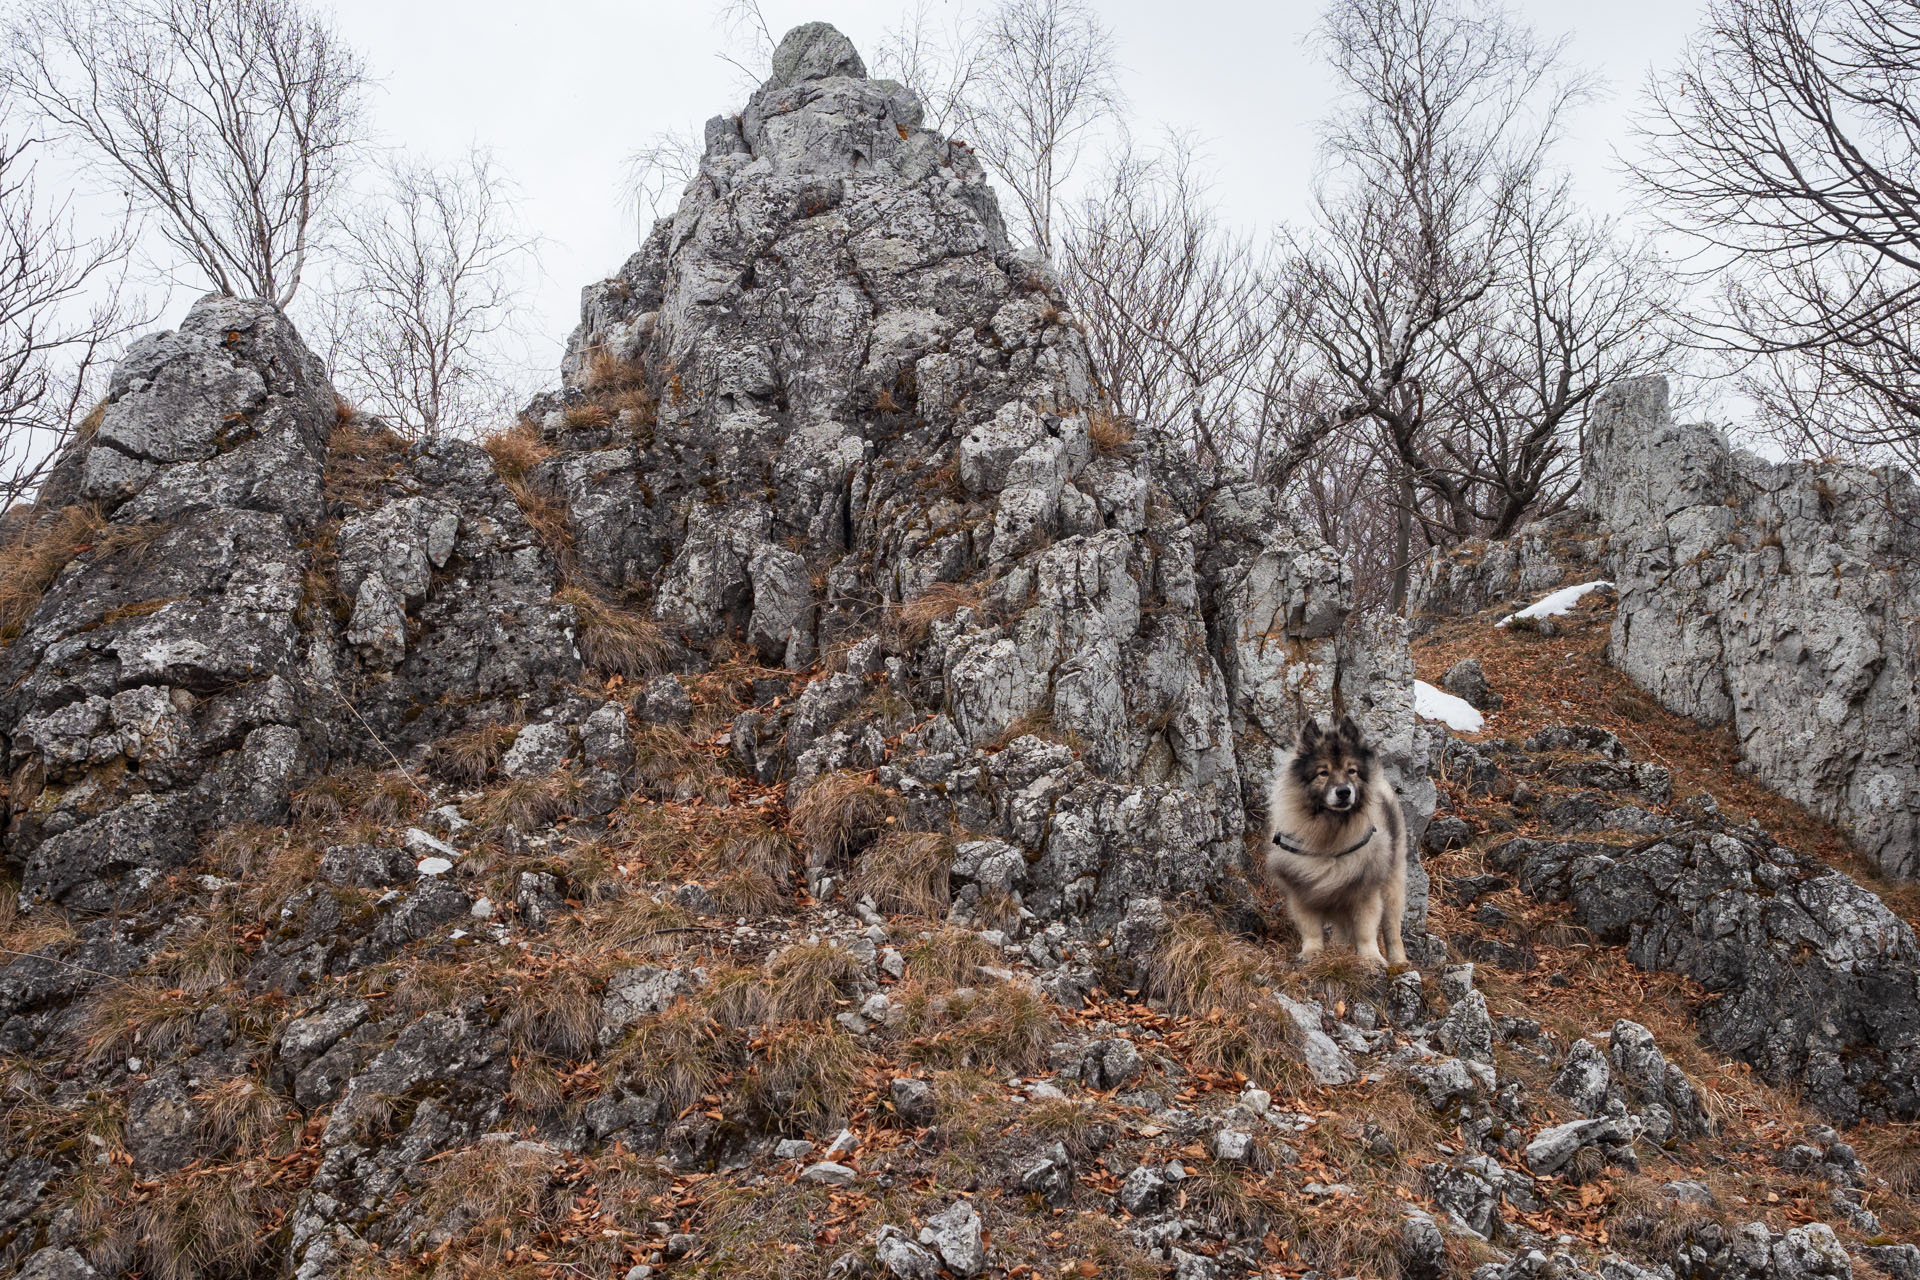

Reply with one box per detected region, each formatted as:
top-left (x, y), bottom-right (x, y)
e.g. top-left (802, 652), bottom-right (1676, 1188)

top-left (288, 0), bottom-right (1710, 386)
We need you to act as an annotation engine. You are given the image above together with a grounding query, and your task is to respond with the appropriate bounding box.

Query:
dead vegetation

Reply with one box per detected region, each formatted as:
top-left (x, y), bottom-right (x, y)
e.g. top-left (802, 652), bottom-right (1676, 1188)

top-left (852, 830), bottom-right (953, 917)
top-left (0, 504), bottom-right (175, 641)
top-left (787, 770), bottom-right (903, 866)
top-left (889, 579), bottom-right (982, 644)
top-left (554, 583), bottom-right (667, 678)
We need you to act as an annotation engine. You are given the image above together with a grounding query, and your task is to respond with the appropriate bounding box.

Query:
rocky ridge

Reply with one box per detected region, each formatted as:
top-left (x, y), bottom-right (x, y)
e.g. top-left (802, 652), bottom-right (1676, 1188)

top-left (0, 21), bottom-right (1913, 1280)
top-left (1587, 378), bottom-right (1919, 882)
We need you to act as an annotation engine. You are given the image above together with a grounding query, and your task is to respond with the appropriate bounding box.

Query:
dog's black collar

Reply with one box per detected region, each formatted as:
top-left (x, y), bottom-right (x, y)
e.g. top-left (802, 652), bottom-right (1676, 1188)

top-left (1272, 825), bottom-right (1378, 859)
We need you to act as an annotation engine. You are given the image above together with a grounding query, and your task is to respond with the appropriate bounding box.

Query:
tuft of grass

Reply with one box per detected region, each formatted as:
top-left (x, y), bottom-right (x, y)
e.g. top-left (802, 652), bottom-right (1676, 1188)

top-left (412, 1138), bottom-right (561, 1272)
top-left (608, 998), bottom-right (736, 1113)
top-left (431, 720), bottom-right (522, 786)
top-left (743, 1020), bottom-right (868, 1133)
top-left (701, 963), bottom-right (775, 1030)
top-left (555, 584), bottom-right (666, 678)
top-left (1148, 912), bottom-right (1306, 1092)
top-left (902, 980), bottom-right (1056, 1074)
top-left (196, 1071), bottom-right (295, 1158)
top-left (1085, 405), bottom-right (1134, 456)
top-left (132, 1164), bottom-right (280, 1280)
top-left (84, 983), bottom-right (211, 1065)
top-left (854, 830), bottom-right (953, 917)
top-left (765, 941), bottom-right (864, 1021)
top-left (504, 963), bottom-right (603, 1061)
top-left (904, 927), bottom-right (999, 987)
top-left (322, 418), bottom-right (410, 505)
top-left (788, 770), bottom-right (902, 867)
top-left (476, 773), bottom-right (583, 831)
top-left (481, 419), bottom-right (554, 483)
top-left (891, 580), bottom-right (982, 644)
top-left (0, 504), bottom-right (174, 641)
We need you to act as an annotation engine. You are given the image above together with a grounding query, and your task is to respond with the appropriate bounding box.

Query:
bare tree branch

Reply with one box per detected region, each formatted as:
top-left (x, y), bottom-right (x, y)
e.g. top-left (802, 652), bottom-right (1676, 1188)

top-left (1632, 0), bottom-right (1920, 465)
top-left (310, 150), bottom-right (537, 438)
top-left (0, 125), bottom-right (144, 511)
top-left (3, 0), bottom-right (367, 307)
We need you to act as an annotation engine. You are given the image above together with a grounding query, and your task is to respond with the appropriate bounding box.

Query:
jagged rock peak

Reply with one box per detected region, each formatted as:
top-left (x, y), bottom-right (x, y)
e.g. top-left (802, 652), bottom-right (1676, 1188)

top-left (764, 20), bottom-right (867, 87)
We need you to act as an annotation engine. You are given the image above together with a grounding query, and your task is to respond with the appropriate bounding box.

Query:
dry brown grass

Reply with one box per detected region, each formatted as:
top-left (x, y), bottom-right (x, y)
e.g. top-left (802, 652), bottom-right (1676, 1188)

top-left (0, 504), bottom-right (175, 641)
top-left (765, 940), bottom-right (864, 1021)
top-left (195, 1071), bottom-right (295, 1158)
top-left (322, 417), bottom-right (410, 505)
top-left (504, 962), bottom-right (603, 1061)
top-left (788, 770), bottom-right (902, 866)
top-left (1086, 405), bottom-right (1134, 456)
top-left (891, 580), bottom-right (983, 644)
top-left (1413, 602), bottom-right (1920, 931)
top-left (430, 720), bottom-right (523, 785)
top-left (132, 1164), bottom-right (282, 1280)
top-left (475, 773), bottom-right (583, 831)
top-left (1147, 911), bottom-right (1307, 1092)
top-left (903, 926), bottom-right (999, 987)
top-left (481, 419), bottom-right (554, 483)
top-left (700, 963), bottom-right (776, 1030)
top-left (743, 1020), bottom-right (868, 1133)
top-left (901, 979), bottom-right (1056, 1074)
top-left (626, 723), bottom-right (727, 803)
top-left (607, 998), bottom-right (735, 1113)
top-left (853, 830), bottom-right (953, 917)
top-left (554, 584), bottom-right (666, 678)
top-left (83, 983), bottom-right (212, 1065)
top-left (411, 1138), bottom-right (561, 1274)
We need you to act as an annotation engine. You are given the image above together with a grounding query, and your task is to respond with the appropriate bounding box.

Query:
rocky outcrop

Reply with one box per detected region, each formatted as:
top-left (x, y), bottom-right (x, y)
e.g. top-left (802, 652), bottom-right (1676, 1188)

top-left (1443, 727), bottom-right (1920, 1124)
top-left (1, 300), bottom-right (333, 911)
top-left (1584, 376), bottom-right (1920, 881)
top-left (526, 23), bottom-right (1431, 926)
top-left (0, 298), bottom-right (587, 913)
top-left (1408, 508), bottom-right (1606, 628)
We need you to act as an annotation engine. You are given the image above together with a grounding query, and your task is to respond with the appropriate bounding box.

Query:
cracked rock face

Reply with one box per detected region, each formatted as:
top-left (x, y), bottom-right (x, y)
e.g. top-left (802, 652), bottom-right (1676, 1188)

top-left (1584, 375), bottom-right (1920, 882)
top-left (1462, 721), bottom-right (1920, 1123)
top-left (2, 299), bottom-right (334, 910)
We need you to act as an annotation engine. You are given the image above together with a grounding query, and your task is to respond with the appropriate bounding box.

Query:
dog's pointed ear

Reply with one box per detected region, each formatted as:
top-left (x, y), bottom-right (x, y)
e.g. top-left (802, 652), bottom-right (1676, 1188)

top-left (1297, 719), bottom-right (1324, 750)
top-left (1336, 713), bottom-right (1363, 746)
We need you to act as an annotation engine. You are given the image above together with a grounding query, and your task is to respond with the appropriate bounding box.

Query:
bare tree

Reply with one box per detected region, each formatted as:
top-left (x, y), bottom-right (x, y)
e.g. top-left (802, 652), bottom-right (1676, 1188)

top-left (3, 0), bottom-right (367, 307)
top-left (1059, 133), bottom-right (1277, 473)
top-left (1288, 0), bottom-right (1590, 608)
top-left (1436, 182), bottom-right (1682, 536)
top-left (872, 0), bottom-right (983, 134)
top-left (1633, 0), bottom-right (1920, 467)
top-left (312, 151), bottom-right (536, 438)
top-left (961, 0), bottom-right (1123, 257)
top-left (0, 126), bottom-right (142, 510)
top-left (621, 125), bottom-right (704, 235)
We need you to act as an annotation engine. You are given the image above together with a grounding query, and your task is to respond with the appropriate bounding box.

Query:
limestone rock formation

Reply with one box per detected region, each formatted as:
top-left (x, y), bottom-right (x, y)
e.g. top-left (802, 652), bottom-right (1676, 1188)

top-left (527, 23), bottom-right (1431, 924)
top-left (1585, 376), bottom-right (1920, 881)
top-left (1444, 728), bottom-right (1920, 1124)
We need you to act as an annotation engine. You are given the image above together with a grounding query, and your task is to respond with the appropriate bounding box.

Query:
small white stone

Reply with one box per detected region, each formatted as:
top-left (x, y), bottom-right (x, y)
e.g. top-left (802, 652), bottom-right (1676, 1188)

top-left (470, 897), bottom-right (494, 918)
top-left (416, 857), bottom-right (453, 876)
top-left (126, 1057), bottom-right (142, 1073)
top-left (405, 827), bottom-right (459, 859)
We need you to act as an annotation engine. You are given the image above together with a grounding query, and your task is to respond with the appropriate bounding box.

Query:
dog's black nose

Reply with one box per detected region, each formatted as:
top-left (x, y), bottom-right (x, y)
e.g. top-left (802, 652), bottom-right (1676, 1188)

top-left (1333, 787), bottom-right (1353, 803)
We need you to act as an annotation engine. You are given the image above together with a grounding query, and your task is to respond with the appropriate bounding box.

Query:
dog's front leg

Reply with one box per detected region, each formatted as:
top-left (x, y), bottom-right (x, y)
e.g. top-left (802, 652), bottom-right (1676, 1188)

top-left (1285, 894), bottom-right (1327, 960)
top-left (1350, 891), bottom-right (1388, 968)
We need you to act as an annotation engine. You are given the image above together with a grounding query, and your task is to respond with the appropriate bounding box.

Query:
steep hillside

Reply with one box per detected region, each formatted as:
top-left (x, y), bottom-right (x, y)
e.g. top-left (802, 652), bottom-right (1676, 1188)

top-left (0, 21), bottom-right (1916, 1280)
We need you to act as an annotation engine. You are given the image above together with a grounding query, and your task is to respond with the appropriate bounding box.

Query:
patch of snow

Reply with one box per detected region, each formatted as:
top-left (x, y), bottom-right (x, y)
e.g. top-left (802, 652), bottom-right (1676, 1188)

top-left (1497, 580), bottom-right (1614, 627)
top-left (1415, 680), bottom-right (1485, 732)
